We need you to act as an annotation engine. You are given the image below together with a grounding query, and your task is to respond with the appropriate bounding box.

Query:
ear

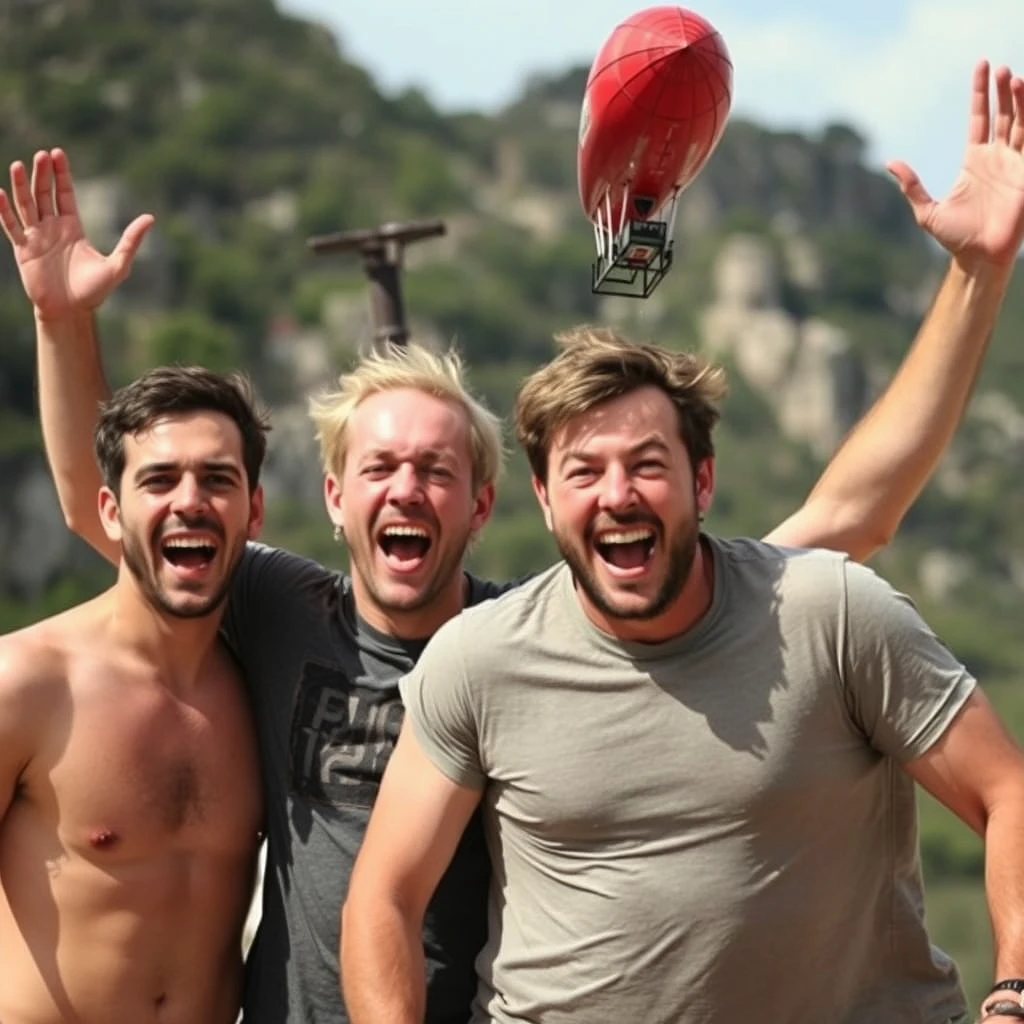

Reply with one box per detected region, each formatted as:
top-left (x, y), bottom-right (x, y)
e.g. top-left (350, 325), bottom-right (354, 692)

top-left (323, 473), bottom-right (344, 533)
top-left (694, 457), bottom-right (715, 516)
top-left (530, 474), bottom-right (554, 533)
top-left (469, 480), bottom-right (496, 534)
top-left (247, 485), bottom-right (265, 540)
top-left (98, 486), bottom-right (123, 544)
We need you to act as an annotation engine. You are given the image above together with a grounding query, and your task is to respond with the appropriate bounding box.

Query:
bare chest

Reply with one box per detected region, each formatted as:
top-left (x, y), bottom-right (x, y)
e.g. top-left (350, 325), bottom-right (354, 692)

top-left (33, 671), bottom-right (262, 861)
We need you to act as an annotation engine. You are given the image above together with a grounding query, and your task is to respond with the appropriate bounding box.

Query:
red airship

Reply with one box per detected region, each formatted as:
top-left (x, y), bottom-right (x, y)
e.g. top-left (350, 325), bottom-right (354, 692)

top-left (578, 6), bottom-right (733, 297)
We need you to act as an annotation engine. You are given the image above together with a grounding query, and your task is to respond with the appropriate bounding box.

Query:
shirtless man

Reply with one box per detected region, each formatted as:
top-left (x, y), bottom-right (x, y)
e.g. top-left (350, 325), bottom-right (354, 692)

top-left (0, 366), bottom-right (267, 1023)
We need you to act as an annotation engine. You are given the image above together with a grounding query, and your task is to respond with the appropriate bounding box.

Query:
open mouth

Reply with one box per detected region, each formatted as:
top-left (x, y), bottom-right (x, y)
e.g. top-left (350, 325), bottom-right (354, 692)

top-left (594, 527), bottom-right (656, 572)
top-left (161, 536), bottom-right (219, 573)
top-left (377, 525), bottom-right (432, 568)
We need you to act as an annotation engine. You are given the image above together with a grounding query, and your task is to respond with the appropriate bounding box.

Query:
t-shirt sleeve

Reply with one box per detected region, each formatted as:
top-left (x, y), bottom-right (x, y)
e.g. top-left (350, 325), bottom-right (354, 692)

top-left (220, 542), bottom-right (320, 669)
top-left (840, 561), bottom-right (976, 762)
top-left (399, 616), bottom-right (486, 791)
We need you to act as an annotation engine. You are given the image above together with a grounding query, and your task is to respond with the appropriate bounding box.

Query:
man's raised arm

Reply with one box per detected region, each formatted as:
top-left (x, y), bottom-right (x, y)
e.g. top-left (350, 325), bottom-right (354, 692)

top-left (0, 148), bottom-right (153, 562)
top-left (765, 61), bottom-right (1024, 561)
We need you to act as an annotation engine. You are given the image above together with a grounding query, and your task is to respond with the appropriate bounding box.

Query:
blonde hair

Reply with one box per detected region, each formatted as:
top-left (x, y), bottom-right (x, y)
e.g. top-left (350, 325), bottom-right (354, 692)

top-left (514, 325), bottom-right (727, 482)
top-left (308, 341), bottom-right (505, 487)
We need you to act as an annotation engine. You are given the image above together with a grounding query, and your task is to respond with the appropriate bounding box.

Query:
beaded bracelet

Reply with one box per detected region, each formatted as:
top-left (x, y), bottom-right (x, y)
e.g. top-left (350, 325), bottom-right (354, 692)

top-left (982, 999), bottom-right (1024, 1020)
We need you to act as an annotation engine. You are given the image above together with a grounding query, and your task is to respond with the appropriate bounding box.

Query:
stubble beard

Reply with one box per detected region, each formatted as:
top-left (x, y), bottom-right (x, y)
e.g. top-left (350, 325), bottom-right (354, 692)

top-left (121, 525), bottom-right (240, 621)
top-left (349, 527), bottom-right (472, 618)
top-left (556, 515), bottom-right (701, 622)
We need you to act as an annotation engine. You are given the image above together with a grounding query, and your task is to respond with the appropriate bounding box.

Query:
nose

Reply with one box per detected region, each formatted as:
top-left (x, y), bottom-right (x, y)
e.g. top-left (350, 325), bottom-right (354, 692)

top-left (170, 474), bottom-right (209, 515)
top-left (597, 463), bottom-right (636, 512)
top-left (387, 462), bottom-right (424, 505)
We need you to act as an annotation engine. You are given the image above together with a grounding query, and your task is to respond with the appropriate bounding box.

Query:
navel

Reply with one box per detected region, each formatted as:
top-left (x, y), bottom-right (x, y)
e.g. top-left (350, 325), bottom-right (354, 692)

top-left (88, 828), bottom-right (120, 849)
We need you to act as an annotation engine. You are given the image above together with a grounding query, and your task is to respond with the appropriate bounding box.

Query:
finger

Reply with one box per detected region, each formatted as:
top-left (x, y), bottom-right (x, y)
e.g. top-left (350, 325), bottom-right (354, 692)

top-left (109, 214), bottom-right (155, 281)
top-left (993, 64), bottom-right (1014, 145)
top-left (0, 189), bottom-right (27, 246)
top-left (967, 59), bottom-right (991, 147)
top-left (49, 148), bottom-right (80, 218)
top-left (886, 160), bottom-right (937, 223)
top-left (1011, 75), bottom-right (1024, 152)
top-left (9, 160), bottom-right (38, 228)
top-left (31, 150), bottom-right (54, 220)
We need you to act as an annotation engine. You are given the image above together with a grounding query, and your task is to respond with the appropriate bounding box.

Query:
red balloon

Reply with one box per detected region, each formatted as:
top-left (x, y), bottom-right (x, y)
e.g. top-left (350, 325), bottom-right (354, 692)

top-left (578, 6), bottom-right (734, 229)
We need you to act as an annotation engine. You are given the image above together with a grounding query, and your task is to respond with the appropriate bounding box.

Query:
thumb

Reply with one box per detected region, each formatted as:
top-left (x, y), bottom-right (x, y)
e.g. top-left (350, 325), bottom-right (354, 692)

top-left (109, 213), bottom-right (156, 281)
top-left (885, 160), bottom-right (936, 224)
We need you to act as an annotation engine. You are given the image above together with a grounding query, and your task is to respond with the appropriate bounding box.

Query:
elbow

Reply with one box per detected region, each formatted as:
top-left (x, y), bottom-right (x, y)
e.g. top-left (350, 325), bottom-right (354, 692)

top-left (848, 521), bottom-right (898, 562)
top-left (61, 502), bottom-right (88, 538)
top-left (61, 500), bottom-right (104, 547)
top-left (54, 483), bottom-right (93, 539)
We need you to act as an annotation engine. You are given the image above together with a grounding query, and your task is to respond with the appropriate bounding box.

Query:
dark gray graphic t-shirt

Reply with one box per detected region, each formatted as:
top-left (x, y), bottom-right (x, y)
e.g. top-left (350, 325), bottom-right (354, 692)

top-left (222, 543), bottom-right (513, 1024)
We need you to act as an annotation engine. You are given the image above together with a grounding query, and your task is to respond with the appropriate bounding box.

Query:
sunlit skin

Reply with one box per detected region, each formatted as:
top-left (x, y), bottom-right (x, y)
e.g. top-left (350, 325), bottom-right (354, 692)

top-left (0, 410), bottom-right (265, 1024)
top-left (99, 411), bottom-right (264, 623)
top-left (532, 386), bottom-right (716, 644)
top-left (324, 387), bottom-right (494, 640)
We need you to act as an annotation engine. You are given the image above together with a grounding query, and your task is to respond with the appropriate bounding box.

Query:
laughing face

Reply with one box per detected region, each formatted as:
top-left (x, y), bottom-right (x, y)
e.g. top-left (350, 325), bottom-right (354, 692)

top-left (533, 385), bottom-right (714, 642)
top-left (325, 387), bottom-right (494, 637)
top-left (99, 410), bottom-right (263, 620)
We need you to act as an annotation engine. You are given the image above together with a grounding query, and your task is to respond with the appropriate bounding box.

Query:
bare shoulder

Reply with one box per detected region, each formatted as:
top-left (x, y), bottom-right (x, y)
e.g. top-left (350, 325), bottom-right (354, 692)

top-left (0, 594), bottom-right (115, 707)
top-left (0, 614), bottom-right (75, 713)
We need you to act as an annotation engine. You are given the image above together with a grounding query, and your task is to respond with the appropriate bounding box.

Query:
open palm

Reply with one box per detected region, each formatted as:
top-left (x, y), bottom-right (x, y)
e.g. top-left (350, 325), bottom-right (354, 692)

top-left (888, 62), bottom-right (1024, 268)
top-left (0, 149), bottom-right (153, 321)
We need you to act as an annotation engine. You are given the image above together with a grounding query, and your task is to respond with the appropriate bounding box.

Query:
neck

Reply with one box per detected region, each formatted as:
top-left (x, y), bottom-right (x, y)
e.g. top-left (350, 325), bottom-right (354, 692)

top-left (579, 535), bottom-right (715, 644)
top-left (352, 571), bottom-right (469, 642)
top-left (104, 567), bottom-right (226, 691)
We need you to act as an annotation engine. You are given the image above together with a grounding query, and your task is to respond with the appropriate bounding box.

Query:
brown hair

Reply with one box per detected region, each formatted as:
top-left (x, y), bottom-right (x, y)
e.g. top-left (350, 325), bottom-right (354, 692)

top-left (95, 365), bottom-right (271, 494)
top-left (514, 325), bottom-right (727, 482)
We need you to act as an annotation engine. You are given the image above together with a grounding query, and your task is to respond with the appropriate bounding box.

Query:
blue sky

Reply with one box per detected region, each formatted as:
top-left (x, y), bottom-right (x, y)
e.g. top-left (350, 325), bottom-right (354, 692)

top-left (280, 0), bottom-right (1024, 197)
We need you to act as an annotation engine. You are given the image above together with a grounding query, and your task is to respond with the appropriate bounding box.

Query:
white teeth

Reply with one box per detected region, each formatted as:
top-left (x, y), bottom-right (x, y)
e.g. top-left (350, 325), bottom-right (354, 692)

top-left (598, 529), bottom-right (654, 545)
top-left (163, 538), bottom-right (216, 549)
top-left (382, 526), bottom-right (429, 538)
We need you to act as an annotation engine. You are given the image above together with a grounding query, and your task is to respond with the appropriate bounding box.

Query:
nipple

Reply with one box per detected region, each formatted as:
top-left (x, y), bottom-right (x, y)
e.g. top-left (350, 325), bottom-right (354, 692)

top-left (89, 829), bottom-right (120, 849)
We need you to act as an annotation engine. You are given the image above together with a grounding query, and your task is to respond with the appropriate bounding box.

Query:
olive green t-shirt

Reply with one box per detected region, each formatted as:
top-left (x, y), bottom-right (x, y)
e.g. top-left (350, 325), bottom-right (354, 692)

top-left (401, 537), bottom-right (974, 1023)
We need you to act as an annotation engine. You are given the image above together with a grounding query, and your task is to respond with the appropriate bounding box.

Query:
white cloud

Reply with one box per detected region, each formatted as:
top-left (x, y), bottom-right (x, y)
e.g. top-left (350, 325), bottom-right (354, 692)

top-left (722, 0), bottom-right (1024, 191)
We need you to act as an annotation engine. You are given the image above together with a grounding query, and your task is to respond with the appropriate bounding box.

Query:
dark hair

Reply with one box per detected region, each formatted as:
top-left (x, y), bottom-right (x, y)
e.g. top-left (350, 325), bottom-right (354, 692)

top-left (94, 365), bottom-right (271, 494)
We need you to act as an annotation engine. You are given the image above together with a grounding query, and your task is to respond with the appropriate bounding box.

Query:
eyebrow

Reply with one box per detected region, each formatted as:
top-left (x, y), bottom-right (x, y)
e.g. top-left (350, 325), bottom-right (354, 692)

top-left (133, 460), bottom-right (243, 483)
top-left (558, 437), bottom-right (672, 469)
top-left (360, 447), bottom-right (455, 464)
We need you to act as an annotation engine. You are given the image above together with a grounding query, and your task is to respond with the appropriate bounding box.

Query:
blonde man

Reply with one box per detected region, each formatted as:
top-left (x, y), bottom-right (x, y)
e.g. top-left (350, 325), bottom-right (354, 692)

top-left (9, 59), bottom-right (1024, 1023)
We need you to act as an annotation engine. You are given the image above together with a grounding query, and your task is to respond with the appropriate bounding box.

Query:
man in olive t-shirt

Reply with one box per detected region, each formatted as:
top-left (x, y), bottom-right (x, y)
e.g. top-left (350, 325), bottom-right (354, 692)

top-left (342, 327), bottom-right (1024, 1024)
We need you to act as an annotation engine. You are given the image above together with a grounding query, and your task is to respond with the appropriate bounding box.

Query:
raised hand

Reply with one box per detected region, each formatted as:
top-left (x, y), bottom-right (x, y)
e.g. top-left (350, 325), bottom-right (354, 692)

top-left (888, 61), bottom-right (1024, 270)
top-left (0, 148), bottom-right (154, 321)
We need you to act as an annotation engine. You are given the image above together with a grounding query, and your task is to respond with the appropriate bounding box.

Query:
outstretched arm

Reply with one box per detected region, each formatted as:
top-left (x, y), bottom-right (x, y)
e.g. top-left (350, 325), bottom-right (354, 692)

top-left (0, 148), bottom-right (153, 563)
top-left (766, 61), bottom-right (1024, 560)
top-left (340, 722), bottom-right (481, 1024)
top-left (36, 311), bottom-right (113, 556)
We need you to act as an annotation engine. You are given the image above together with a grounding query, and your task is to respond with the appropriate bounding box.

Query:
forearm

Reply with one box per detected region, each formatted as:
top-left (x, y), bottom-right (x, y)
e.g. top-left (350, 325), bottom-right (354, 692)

top-left (340, 896), bottom-right (426, 1024)
top-left (771, 257), bottom-right (1012, 559)
top-left (824, 257), bottom-right (1010, 513)
top-left (986, 793), bottom-right (1024, 983)
top-left (36, 310), bottom-right (112, 551)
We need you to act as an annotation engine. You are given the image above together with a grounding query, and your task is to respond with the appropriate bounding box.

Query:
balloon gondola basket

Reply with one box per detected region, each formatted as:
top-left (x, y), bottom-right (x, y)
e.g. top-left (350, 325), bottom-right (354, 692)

top-left (591, 218), bottom-right (674, 298)
top-left (589, 187), bottom-right (680, 299)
